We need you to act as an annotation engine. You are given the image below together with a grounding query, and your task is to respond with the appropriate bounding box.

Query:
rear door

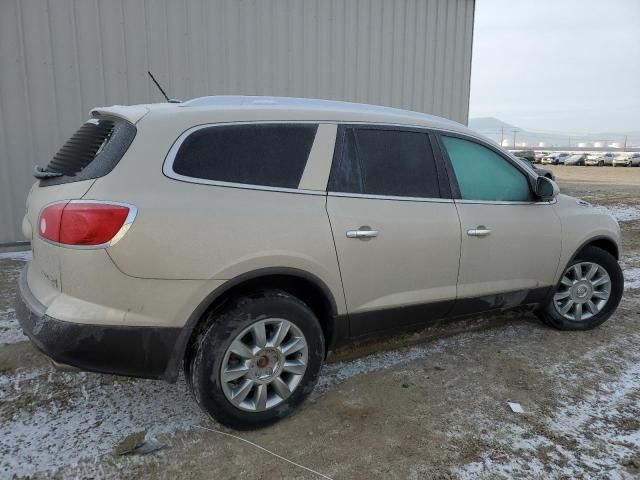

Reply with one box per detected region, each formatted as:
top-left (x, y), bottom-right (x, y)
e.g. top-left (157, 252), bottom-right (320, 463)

top-left (326, 126), bottom-right (461, 337)
top-left (436, 133), bottom-right (562, 315)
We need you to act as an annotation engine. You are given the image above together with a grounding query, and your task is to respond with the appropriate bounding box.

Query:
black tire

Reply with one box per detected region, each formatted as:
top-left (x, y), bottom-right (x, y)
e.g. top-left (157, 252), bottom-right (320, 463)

top-left (537, 246), bottom-right (623, 330)
top-left (187, 289), bottom-right (325, 430)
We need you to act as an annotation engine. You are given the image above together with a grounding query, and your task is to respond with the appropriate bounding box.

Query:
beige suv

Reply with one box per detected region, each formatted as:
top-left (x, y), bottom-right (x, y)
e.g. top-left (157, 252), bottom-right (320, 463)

top-left (17, 97), bottom-right (624, 429)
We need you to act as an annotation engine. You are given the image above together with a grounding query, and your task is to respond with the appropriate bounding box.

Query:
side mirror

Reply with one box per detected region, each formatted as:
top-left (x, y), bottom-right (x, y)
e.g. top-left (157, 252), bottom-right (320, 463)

top-left (535, 176), bottom-right (559, 200)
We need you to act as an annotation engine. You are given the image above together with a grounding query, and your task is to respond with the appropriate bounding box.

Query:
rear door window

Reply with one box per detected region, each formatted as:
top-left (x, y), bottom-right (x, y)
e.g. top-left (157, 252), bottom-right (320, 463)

top-left (329, 127), bottom-right (441, 198)
top-left (172, 124), bottom-right (318, 189)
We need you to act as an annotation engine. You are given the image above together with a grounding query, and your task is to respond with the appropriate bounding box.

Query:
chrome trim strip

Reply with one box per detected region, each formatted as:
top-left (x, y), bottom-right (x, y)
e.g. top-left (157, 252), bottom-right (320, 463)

top-left (37, 200), bottom-right (138, 250)
top-left (455, 199), bottom-right (557, 206)
top-left (327, 192), bottom-right (455, 203)
top-left (162, 121), bottom-right (327, 195)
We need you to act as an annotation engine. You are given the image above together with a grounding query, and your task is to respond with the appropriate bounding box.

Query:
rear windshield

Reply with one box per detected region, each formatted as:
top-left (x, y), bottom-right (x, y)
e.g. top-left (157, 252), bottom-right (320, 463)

top-left (39, 115), bottom-right (136, 186)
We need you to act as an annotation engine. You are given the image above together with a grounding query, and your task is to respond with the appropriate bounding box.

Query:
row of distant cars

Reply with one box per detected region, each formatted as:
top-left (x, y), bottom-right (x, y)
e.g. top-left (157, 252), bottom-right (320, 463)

top-left (513, 150), bottom-right (640, 167)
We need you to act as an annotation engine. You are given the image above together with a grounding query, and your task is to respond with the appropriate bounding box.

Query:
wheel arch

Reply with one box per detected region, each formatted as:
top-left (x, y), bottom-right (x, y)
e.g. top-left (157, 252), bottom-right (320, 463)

top-left (164, 267), bottom-right (342, 382)
top-left (572, 235), bottom-right (619, 262)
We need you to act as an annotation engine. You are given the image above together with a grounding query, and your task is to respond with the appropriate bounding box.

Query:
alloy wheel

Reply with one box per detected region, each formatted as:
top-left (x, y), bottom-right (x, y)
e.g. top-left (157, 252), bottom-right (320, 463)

top-left (220, 318), bottom-right (308, 412)
top-left (553, 261), bottom-right (611, 322)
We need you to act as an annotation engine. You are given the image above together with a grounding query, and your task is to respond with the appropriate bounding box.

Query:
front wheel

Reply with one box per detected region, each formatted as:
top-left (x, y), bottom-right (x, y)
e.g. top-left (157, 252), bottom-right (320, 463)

top-left (187, 289), bottom-right (325, 429)
top-left (537, 246), bottom-right (623, 330)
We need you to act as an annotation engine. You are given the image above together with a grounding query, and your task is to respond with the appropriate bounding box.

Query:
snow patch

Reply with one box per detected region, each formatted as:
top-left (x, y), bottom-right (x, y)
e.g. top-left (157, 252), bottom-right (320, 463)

top-left (453, 359), bottom-right (640, 479)
top-left (0, 308), bottom-right (28, 345)
top-left (593, 204), bottom-right (640, 222)
top-left (0, 370), bottom-right (206, 477)
top-left (624, 267), bottom-right (640, 290)
top-left (0, 250), bottom-right (32, 262)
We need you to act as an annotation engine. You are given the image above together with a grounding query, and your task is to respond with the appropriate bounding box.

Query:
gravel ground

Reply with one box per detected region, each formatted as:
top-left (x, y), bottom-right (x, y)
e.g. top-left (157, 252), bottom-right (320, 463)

top-left (1, 166), bottom-right (639, 479)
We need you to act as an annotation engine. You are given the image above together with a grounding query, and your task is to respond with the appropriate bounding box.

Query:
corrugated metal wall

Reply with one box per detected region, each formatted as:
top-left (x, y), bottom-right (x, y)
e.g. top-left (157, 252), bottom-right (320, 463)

top-left (0, 0), bottom-right (475, 245)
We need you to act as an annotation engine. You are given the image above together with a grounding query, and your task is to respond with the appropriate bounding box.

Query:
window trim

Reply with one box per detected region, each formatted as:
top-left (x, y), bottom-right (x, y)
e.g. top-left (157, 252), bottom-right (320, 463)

top-left (162, 121), bottom-right (324, 195)
top-left (434, 131), bottom-right (555, 205)
top-left (326, 124), bottom-right (453, 201)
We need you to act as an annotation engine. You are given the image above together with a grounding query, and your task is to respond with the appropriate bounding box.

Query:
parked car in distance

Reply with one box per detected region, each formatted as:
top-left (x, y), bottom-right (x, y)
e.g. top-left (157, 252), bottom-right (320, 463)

top-left (541, 152), bottom-right (570, 165)
top-left (585, 153), bottom-right (605, 166)
top-left (512, 150), bottom-right (536, 162)
top-left (534, 151), bottom-right (550, 164)
top-left (565, 154), bottom-right (587, 166)
top-left (597, 152), bottom-right (616, 166)
top-left (16, 96), bottom-right (624, 429)
top-left (613, 153), bottom-right (640, 167)
top-left (515, 156), bottom-right (555, 180)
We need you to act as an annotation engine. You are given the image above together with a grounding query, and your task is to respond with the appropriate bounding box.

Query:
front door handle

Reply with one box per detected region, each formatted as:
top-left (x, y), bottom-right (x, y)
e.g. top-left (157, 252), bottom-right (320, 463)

top-left (467, 226), bottom-right (491, 237)
top-left (346, 227), bottom-right (378, 239)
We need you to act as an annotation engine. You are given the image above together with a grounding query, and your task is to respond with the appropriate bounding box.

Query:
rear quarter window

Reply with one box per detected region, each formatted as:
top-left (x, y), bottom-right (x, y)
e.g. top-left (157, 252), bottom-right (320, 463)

top-left (170, 124), bottom-right (318, 189)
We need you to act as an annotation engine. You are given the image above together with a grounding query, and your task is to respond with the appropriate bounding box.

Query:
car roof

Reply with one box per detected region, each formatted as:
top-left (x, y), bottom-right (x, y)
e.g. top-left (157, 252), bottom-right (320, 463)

top-left (93, 95), bottom-right (475, 137)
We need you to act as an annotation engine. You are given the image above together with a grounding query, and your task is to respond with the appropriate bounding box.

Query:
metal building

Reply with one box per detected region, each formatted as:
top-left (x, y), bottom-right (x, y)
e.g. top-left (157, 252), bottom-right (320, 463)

top-left (0, 0), bottom-right (475, 245)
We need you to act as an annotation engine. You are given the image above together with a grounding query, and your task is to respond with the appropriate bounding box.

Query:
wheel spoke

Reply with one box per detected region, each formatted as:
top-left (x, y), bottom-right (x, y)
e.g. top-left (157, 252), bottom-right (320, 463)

top-left (592, 276), bottom-right (610, 287)
top-left (281, 336), bottom-right (306, 356)
top-left (269, 321), bottom-right (290, 348)
top-left (585, 264), bottom-right (598, 280)
top-left (230, 340), bottom-right (254, 359)
top-left (574, 303), bottom-right (583, 322)
top-left (255, 384), bottom-right (268, 411)
top-left (585, 300), bottom-right (598, 314)
top-left (230, 379), bottom-right (254, 406)
top-left (559, 299), bottom-right (574, 314)
top-left (222, 364), bottom-right (250, 382)
top-left (560, 276), bottom-right (573, 287)
top-left (252, 321), bottom-right (267, 348)
top-left (592, 290), bottom-right (610, 300)
top-left (554, 290), bottom-right (571, 300)
top-left (573, 264), bottom-right (582, 280)
top-left (272, 377), bottom-right (291, 399)
top-left (282, 359), bottom-right (306, 375)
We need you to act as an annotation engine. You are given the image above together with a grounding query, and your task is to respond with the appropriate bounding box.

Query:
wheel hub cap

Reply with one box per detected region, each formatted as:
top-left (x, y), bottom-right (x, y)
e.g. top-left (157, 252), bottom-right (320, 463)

top-left (553, 261), bottom-right (611, 322)
top-left (250, 348), bottom-right (283, 383)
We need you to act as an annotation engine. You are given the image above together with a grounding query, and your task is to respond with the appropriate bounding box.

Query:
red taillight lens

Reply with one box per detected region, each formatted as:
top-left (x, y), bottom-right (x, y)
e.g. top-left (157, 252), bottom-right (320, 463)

top-left (38, 202), bottom-right (66, 243)
top-left (39, 202), bottom-right (131, 246)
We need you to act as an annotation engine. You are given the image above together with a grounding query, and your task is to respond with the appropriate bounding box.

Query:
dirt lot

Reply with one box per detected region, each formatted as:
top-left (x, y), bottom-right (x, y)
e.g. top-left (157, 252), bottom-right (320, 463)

top-left (1, 166), bottom-right (639, 479)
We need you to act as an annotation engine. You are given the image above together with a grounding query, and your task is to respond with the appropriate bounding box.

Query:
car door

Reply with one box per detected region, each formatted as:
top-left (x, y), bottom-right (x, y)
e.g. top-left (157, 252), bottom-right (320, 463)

top-left (326, 125), bottom-right (461, 337)
top-left (436, 133), bottom-right (562, 315)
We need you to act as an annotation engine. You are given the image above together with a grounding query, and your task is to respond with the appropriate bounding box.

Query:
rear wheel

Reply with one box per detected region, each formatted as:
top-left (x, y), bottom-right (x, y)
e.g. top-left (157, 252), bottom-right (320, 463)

top-left (538, 246), bottom-right (623, 330)
top-left (187, 289), bottom-right (325, 429)
top-left (599, 161), bottom-right (604, 166)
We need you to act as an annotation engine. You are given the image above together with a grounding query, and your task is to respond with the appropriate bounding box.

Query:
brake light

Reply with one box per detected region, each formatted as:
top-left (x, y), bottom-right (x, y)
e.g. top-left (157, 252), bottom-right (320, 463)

top-left (39, 202), bottom-right (133, 246)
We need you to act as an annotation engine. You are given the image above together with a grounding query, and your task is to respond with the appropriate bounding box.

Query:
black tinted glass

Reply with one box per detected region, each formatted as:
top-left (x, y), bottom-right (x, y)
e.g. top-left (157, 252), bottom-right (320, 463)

top-left (330, 128), bottom-right (440, 198)
top-left (173, 124), bottom-right (318, 188)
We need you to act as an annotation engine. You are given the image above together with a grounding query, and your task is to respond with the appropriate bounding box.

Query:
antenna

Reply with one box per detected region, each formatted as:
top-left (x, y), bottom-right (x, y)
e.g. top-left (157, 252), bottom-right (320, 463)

top-left (147, 71), bottom-right (181, 103)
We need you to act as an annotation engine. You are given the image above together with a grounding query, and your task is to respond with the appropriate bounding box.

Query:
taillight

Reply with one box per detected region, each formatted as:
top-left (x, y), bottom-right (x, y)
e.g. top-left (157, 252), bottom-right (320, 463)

top-left (39, 202), bottom-right (134, 247)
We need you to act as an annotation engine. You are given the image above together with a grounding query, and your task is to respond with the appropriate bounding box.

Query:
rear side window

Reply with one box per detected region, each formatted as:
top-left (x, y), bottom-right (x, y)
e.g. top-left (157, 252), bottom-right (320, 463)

top-left (172, 124), bottom-right (318, 189)
top-left (441, 136), bottom-right (532, 202)
top-left (40, 116), bottom-right (136, 187)
top-left (329, 127), bottom-right (440, 198)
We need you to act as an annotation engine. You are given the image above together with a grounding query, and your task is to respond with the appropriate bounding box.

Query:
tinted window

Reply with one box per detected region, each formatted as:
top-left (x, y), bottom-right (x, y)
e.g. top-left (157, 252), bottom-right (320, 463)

top-left (441, 136), bottom-right (532, 202)
top-left (40, 116), bottom-right (136, 187)
top-left (329, 128), bottom-right (440, 198)
top-left (173, 124), bottom-right (318, 188)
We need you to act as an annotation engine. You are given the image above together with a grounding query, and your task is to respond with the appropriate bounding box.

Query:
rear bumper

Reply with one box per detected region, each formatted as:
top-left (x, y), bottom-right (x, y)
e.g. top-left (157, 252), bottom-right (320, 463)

top-left (16, 266), bottom-right (181, 380)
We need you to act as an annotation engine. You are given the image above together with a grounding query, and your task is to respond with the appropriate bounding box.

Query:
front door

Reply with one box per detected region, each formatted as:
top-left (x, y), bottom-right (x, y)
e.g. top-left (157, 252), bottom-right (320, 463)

top-left (437, 134), bottom-right (562, 315)
top-left (326, 126), bottom-right (461, 337)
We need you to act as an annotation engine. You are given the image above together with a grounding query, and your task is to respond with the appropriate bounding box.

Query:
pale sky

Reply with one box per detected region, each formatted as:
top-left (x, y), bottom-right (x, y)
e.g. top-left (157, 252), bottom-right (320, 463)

top-left (469, 0), bottom-right (640, 134)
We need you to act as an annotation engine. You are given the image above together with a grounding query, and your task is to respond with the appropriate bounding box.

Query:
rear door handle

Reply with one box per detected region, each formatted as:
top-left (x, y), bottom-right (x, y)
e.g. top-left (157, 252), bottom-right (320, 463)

top-left (346, 228), bottom-right (378, 239)
top-left (467, 226), bottom-right (491, 237)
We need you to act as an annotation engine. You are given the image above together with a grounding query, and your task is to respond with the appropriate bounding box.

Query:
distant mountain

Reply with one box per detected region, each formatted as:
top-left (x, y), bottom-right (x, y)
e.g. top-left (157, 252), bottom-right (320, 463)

top-left (468, 117), bottom-right (639, 149)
